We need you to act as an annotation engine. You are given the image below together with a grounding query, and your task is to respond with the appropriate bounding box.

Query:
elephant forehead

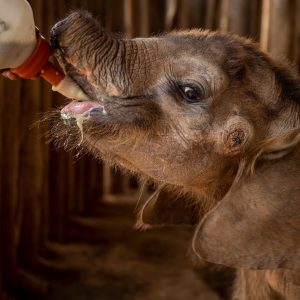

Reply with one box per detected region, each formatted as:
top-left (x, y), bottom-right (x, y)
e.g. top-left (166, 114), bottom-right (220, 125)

top-left (174, 56), bottom-right (226, 87)
top-left (139, 37), bottom-right (227, 83)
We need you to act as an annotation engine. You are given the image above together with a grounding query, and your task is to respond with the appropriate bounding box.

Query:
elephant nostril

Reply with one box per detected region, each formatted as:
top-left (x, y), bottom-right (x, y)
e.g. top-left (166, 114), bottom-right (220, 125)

top-left (50, 20), bottom-right (66, 50)
top-left (50, 29), bottom-right (60, 50)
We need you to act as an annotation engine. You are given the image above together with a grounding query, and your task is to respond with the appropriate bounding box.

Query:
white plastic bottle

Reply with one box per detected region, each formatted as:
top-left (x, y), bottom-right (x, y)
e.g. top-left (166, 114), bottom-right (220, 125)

top-left (0, 0), bottom-right (36, 68)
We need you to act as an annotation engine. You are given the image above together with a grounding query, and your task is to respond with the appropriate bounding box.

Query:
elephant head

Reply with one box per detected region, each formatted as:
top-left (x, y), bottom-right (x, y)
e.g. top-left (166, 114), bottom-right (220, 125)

top-left (50, 11), bottom-right (300, 271)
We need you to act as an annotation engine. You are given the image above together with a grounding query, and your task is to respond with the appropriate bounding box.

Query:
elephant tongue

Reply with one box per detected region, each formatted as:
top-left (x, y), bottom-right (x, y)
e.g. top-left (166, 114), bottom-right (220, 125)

top-left (61, 100), bottom-right (103, 119)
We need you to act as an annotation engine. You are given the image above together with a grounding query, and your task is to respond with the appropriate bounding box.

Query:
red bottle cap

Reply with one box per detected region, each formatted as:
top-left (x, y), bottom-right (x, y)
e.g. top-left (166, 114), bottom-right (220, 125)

top-left (11, 30), bottom-right (65, 86)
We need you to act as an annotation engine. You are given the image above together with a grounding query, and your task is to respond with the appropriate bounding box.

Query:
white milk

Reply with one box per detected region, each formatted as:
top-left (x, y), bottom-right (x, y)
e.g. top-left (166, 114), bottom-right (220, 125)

top-left (0, 0), bottom-right (36, 68)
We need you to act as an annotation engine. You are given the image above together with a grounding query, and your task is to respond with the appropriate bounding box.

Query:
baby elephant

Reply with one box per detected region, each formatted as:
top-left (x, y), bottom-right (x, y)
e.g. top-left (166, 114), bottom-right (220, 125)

top-left (50, 11), bottom-right (300, 300)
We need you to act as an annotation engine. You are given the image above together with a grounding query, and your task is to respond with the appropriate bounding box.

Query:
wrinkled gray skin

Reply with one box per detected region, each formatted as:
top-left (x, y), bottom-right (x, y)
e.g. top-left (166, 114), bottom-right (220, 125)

top-left (50, 11), bottom-right (300, 300)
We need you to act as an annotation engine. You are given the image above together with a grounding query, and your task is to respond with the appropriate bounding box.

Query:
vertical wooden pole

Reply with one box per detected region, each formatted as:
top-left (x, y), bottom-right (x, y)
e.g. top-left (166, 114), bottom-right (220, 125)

top-left (75, 157), bottom-right (87, 214)
top-left (165, 0), bottom-right (178, 31)
top-left (48, 127), bottom-right (71, 240)
top-left (0, 79), bottom-right (21, 290)
top-left (219, 0), bottom-right (229, 32)
top-left (205, 0), bottom-right (221, 30)
top-left (139, 0), bottom-right (150, 37)
top-left (291, 0), bottom-right (300, 67)
top-left (83, 159), bottom-right (103, 214)
top-left (249, 0), bottom-right (262, 40)
top-left (38, 0), bottom-right (56, 249)
top-left (17, 81), bottom-right (43, 268)
top-left (148, 0), bottom-right (167, 34)
top-left (0, 76), bottom-right (3, 295)
top-left (260, 0), bottom-right (271, 52)
top-left (15, 0), bottom-right (47, 270)
top-left (178, 0), bottom-right (206, 29)
top-left (262, 0), bottom-right (295, 59)
top-left (124, 0), bottom-right (141, 37)
top-left (105, 0), bottom-right (124, 33)
top-left (220, 0), bottom-right (258, 37)
top-left (229, 0), bottom-right (251, 35)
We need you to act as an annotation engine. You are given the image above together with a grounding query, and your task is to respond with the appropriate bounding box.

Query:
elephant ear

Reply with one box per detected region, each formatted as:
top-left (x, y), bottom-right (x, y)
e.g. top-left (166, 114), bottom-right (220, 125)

top-left (193, 146), bottom-right (300, 270)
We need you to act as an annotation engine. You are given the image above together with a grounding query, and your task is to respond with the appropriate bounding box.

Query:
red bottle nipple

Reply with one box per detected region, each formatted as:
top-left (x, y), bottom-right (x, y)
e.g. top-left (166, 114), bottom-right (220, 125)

top-left (10, 29), bottom-right (65, 86)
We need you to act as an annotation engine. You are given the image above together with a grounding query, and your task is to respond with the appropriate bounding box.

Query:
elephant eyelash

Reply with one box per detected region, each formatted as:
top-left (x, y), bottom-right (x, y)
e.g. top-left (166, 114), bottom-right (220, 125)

top-left (164, 74), bottom-right (209, 104)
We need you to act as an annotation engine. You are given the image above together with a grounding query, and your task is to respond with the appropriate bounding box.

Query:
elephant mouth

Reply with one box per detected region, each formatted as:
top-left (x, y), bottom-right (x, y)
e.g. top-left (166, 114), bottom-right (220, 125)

top-left (59, 99), bottom-right (108, 145)
top-left (60, 100), bottom-right (106, 120)
top-left (59, 72), bottom-right (108, 121)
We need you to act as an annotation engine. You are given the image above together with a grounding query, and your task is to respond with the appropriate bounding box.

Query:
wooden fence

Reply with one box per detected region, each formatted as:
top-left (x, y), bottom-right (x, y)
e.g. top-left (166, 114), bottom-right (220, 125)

top-left (0, 0), bottom-right (299, 296)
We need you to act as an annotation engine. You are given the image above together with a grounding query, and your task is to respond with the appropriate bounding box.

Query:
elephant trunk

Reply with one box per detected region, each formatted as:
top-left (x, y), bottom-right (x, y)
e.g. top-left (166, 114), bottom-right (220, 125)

top-left (90, 36), bottom-right (157, 96)
top-left (54, 11), bottom-right (157, 96)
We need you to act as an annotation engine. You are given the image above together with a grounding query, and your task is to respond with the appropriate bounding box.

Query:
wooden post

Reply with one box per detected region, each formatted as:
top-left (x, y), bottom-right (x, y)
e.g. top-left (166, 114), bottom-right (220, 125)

top-left (148, 0), bottom-right (167, 34)
top-left (82, 158), bottom-right (103, 214)
top-left (260, 0), bottom-right (271, 52)
top-left (205, 0), bottom-right (221, 30)
top-left (139, 0), bottom-right (150, 37)
top-left (105, 0), bottom-right (124, 33)
top-left (261, 0), bottom-right (295, 59)
top-left (17, 81), bottom-right (43, 268)
top-left (291, 0), bottom-right (300, 67)
top-left (124, 0), bottom-right (140, 38)
top-left (249, 0), bottom-right (262, 40)
top-left (220, 0), bottom-right (259, 37)
top-left (38, 0), bottom-right (56, 249)
top-left (0, 76), bottom-right (3, 295)
top-left (177, 0), bottom-right (206, 29)
top-left (165, 0), bottom-right (178, 31)
top-left (0, 79), bottom-right (21, 290)
top-left (16, 0), bottom-right (47, 270)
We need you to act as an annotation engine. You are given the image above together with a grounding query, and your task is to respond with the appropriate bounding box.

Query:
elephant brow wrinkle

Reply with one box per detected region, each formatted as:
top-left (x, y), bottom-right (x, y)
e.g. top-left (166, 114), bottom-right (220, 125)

top-left (113, 94), bottom-right (155, 100)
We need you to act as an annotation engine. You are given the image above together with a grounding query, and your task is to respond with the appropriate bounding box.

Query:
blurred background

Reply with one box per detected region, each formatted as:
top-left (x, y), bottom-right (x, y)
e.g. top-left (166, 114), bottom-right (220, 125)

top-left (0, 0), bottom-right (299, 299)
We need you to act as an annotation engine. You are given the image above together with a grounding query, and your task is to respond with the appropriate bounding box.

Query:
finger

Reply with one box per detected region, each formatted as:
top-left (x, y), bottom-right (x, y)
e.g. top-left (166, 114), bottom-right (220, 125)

top-left (2, 71), bottom-right (19, 80)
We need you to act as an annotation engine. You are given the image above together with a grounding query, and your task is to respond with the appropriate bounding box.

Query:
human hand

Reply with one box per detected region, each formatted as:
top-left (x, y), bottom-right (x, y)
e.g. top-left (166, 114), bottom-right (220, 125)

top-left (1, 70), bottom-right (38, 80)
top-left (1, 70), bottom-right (18, 80)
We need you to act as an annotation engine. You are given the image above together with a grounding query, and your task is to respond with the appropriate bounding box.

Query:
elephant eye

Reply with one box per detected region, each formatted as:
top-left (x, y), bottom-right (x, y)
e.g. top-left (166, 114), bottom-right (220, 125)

top-left (179, 85), bottom-right (202, 103)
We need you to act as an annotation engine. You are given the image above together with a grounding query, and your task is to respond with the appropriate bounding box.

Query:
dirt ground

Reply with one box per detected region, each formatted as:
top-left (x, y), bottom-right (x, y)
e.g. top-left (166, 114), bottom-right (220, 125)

top-left (15, 202), bottom-right (234, 300)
